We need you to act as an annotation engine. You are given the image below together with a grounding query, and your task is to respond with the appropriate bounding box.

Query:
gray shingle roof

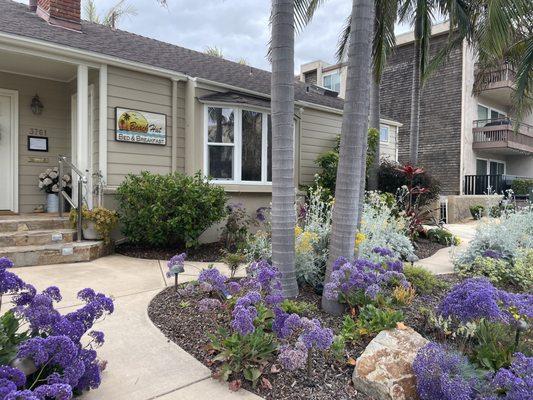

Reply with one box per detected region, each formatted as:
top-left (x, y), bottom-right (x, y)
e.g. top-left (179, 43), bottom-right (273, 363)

top-left (199, 92), bottom-right (272, 109)
top-left (0, 0), bottom-right (344, 110)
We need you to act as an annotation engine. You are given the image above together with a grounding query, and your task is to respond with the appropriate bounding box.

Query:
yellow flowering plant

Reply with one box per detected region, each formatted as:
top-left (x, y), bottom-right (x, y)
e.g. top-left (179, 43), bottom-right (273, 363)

top-left (70, 206), bottom-right (119, 244)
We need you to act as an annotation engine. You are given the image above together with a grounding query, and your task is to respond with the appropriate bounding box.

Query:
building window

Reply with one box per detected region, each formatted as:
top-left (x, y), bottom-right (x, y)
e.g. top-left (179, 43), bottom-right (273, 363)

top-left (380, 126), bottom-right (389, 142)
top-left (476, 158), bottom-right (505, 175)
top-left (205, 106), bottom-right (272, 184)
top-left (323, 72), bottom-right (341, 93)
top-left (477, 104), bottom-right (507, 124)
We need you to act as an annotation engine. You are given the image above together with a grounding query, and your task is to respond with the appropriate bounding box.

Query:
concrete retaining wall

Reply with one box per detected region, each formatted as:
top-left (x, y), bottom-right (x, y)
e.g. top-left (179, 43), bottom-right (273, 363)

top-left (447, 195), bottom-right (502, 223)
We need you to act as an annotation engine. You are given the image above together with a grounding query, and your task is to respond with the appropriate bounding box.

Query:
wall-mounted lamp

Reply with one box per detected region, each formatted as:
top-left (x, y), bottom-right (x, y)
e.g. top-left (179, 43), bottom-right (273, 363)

top-left (31, 94), bottom-right (44, 115)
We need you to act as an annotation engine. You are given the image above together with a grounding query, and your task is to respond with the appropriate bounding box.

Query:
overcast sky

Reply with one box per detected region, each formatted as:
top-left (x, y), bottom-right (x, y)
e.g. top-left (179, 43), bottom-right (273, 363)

top-left (18, 0), bottom-right (413, 72)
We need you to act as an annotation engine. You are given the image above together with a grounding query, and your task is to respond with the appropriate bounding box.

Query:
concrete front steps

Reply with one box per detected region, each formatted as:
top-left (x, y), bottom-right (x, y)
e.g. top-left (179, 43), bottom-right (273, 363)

top-left (0, 215), bottom-right (108, 267)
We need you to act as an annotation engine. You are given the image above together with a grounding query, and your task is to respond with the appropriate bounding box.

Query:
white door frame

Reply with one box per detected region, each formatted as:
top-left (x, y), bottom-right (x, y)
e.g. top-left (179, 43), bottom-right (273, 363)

top-left (0, 88), bottom-right (19, 213)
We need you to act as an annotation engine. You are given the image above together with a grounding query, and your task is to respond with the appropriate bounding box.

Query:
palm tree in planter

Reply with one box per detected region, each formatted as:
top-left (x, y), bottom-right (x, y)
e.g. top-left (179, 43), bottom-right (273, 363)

top-left (322, 0), bottom-right (375, 314)
top-left (271, 0), bottom-right (299, 298)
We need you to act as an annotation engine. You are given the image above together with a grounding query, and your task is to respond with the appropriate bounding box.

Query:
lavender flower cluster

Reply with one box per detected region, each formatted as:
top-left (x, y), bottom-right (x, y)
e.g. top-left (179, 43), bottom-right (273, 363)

top-left (323, 251), bottom-right (409, 307)
top-left (0, 257), bottom-right (114, 399)
top-left (439, 278), bottom-right (533, 324)
top-left (413, 342), bottom-right (533, 400)
top-left (273, 309), bottom-right (333, 371)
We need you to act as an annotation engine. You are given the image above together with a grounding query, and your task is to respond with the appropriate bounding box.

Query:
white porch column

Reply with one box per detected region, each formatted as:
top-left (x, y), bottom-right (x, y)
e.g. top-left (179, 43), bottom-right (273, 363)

top-left (76, 64), bottom-right (90, 208)
top-left (98, 65), bottom-right (108, 183)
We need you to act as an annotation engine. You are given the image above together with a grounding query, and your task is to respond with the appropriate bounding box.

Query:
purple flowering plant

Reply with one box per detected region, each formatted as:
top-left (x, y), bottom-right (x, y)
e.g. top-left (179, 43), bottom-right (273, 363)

top-left (0, 257), bottom-right (114, 399)
top-left (323, 253), bottom-right (410, 312)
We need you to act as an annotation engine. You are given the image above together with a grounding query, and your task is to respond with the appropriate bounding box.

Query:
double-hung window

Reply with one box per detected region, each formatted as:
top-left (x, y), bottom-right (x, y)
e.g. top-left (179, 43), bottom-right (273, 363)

top-left (205, 105), bottom-right (272, 184)
top-left (323, 72), bottom-right (341, 93)
top-left (379, 126), bottom-right (389, 142)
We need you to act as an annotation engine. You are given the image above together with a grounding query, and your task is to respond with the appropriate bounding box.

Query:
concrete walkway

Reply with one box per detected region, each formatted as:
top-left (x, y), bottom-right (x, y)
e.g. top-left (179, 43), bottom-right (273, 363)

top-left (415, 221), bottom-right (478, 275)
top-left (11, 255), bottom-right (261, 400)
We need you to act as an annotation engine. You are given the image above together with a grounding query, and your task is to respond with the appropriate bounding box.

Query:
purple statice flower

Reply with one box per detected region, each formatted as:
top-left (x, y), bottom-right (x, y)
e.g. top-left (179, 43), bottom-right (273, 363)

top-left (198, 268), bottom-right (228, 294)
top-left (272, 307), bottom-right (289, 338)
top-left (332, 256), bottom-right (349, 271)
top-left (167, 253), bottom-right (186, 277)
top-left (12, 284), bottom-right (37, 307)
top-left (177, 284), bottom-right (197, 297)
top-left (372, 247), bottom-right (395, 258)
top-left (234, 291), bottom-right (261, 308)
top-left (77, 288), bottom-right (96, 303)
top-left (198, 298), bottom-right (222, 313)
top-left (299, 318), bottom-right (333, 350)
top-left (279, 313), bottom-right (303, 338)
top-left (18, 293), bottom-right (61, 332)
top-left (439, 278), bottom-right (533, 323)
top-left (278, 341), bottom-right (308, 371)
top-left (18, 336), bottom-right (77, 368)
top-left (73, 348), bottom-right (100, 391)
top-left (227, 281), bottom-right (242, 296)
top-left (3, 390), bottom-right (40, 400)
top-left (483, 353), bottom-right (532, 399)
top-left (88, 331), bottom-right (105, 347)
top-left (198, 281), bottom-right (213, 293)
top-left (0, 379), bottom-right (17, 399)
top-left (365, 284), bottom-right (381, 300)
top-left (379, 270), bottom-right (409, 288)
top-left (0, 365), bottom-right (26, 387)
top-left (386, 260), bottom-right (404, 273)
top-left (265, 292), bottom-right (284, 306)
top-left (413, 342), bottom-right (478, 400)
top-left (231, 305), bottom-right (257, 335)
top-left (255, 207), bottom-right (269, 223)
top-left (43, 286), bottom-right (62, 302)
top-left (0, 260), bottom-right (25, 297)
top-left (482, 249), bottom-right (504, 259)
top-left (33, 383), bottom-right (73, 400)
top-left (248, 261), bottom-right (282, 295)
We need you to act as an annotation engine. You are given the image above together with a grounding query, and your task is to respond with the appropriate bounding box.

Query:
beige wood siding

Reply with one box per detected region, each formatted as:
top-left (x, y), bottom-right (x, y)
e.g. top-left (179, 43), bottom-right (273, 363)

top-left (0, 72), bottom-right (70, 213)
top-left (106, 67), bottom-right (185, 187)
top-left (299, 108), bottom-right (342, 185)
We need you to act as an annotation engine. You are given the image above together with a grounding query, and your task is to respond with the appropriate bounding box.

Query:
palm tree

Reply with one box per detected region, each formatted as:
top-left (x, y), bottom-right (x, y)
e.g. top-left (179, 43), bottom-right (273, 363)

top-left (83, 0), bottom-right (137, 29)
top-left (271, 0), bottom-right (299, 298)
top-left (470, 0), bottom-right (532, 122)
top-left (205, 46), bottom-right (225, 58)
top-left (322, 0), bottom-right (375, 314)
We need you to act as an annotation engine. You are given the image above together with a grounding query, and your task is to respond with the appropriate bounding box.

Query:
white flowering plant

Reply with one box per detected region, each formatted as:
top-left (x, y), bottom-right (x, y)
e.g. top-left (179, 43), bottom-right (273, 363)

top-left (38, 167), bottom-right (72, 194)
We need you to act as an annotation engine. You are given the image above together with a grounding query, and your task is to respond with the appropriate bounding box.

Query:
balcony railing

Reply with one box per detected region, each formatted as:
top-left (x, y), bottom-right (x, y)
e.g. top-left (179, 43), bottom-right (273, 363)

top-left (477, 66), bottom-right (516, 87)
top-left (463, 174), bottom-right (532, 195)
top-left (472, 119), bottom-right (533, 154)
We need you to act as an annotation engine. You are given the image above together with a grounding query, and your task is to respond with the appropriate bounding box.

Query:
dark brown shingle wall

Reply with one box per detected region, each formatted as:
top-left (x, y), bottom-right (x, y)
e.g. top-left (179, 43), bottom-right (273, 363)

top-left (380, 34), bottom-right (463, 195)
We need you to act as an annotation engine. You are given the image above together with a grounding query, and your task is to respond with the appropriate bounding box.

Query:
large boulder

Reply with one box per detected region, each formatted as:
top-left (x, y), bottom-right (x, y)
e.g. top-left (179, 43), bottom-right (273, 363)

top-left (352, 326), bottom-right (428, 400)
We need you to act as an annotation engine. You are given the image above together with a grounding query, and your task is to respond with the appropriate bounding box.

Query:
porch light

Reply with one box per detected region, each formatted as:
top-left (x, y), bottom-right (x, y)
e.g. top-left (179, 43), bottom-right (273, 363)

top-left (31, 94), bottom-right (44, 115)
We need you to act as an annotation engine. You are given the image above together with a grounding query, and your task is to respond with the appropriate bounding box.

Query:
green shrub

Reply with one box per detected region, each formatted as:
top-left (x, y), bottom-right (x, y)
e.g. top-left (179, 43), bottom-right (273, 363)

top-left (470, 205), bottom-right (485, 220)
top-left (358, 304), bottom-right (404, 334)
top-left (403, 265), bottom-right (449, 294)
top-left (116, 171), bottom-right (227, 247)
top-left (511, 178), bottom-right (533, 195)
top-left (427, 227), bottom-right (460, 246)
top-left (377, 160), bottom-right (441, 207)
top-left (308, 128), bottom-right (379, 200)
top-left (280, 299), bottom-right (319, 316)
top-left (456, 251), bottom-right (533, 291)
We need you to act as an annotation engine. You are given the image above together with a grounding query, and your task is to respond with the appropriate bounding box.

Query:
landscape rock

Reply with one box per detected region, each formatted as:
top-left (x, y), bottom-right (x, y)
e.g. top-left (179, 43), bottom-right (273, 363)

top-left (352, 326), bottom-right (428, 400)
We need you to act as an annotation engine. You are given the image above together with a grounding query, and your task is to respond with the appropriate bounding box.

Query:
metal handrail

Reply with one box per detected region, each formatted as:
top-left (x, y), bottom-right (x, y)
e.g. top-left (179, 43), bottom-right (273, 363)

top-left (58, 155), bottom-right (88, 243)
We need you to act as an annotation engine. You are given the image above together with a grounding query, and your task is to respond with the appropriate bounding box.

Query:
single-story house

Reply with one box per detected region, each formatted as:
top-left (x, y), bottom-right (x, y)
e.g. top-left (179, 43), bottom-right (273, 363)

top-left (0, 0), bottom-right (400, 242)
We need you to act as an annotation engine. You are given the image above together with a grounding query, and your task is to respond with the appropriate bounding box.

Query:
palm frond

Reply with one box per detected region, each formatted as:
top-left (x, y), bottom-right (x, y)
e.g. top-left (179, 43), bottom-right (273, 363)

top-left (335, 15), bottom-right (351, 63)
top-left (102, 0), bottom-right (137, 28)
top-left (293, 0), bottom-right (328, 32)
top-left (83, 0), bottom-right (100, 23)
top-left (372, 0), bottom-right (398, 82)
top-left (511, 37), bottom-right (533, 123)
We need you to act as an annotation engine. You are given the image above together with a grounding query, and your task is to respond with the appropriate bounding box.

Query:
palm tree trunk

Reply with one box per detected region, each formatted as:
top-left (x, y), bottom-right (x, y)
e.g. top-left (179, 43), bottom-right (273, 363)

top-left (271, 0), bottom-right (298, 298)
top-left (322, 0), bottom-right (374, 314)
top-left (367, 79), bottom-right (380, 190)
top-left (409, 16), bottom-right (422, 165)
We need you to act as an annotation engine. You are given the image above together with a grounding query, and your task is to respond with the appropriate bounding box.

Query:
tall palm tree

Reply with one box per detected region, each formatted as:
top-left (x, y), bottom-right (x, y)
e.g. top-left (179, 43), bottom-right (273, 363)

top-left (271, 0), bottom-right (299, 298)
top-left (322, 0), bottom-right (375, 314)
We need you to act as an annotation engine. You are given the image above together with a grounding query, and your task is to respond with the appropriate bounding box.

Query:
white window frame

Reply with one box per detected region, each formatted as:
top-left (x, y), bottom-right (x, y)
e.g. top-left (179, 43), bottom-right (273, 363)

top-left (203, 104), bottom-right (272, 185)
top-left (476, 157), bottom-right (506, 175)
top-left (477, 103), bottom-right (507, 120)
top-left (379, 125), bottom-right (390, 143)
top-left (322, 71), bottom-right (341, 92)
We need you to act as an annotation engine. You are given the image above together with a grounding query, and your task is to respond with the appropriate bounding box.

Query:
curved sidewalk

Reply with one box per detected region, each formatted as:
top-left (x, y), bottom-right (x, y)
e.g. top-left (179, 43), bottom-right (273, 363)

top-left (415, 221), bottom-right (478, 275)
top-left (11, 255), bottom-right (260, 400)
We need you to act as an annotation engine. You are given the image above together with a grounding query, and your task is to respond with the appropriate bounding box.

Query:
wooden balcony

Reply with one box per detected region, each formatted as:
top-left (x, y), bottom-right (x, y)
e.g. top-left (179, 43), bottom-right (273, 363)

top-left (475, 66), bottom-right (515, 105)
top-left (472, 119), bottom-right (533, 155)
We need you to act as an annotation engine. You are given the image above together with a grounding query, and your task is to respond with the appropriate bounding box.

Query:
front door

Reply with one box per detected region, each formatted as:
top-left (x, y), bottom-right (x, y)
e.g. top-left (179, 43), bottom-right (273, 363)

top-left (0, 90), bottom-right (17, 212)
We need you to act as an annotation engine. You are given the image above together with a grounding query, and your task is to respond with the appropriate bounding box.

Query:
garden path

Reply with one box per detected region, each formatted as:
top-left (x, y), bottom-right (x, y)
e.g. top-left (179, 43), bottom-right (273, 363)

top-left (11, 255), bottom-right (261, 400)
top-left (416, 221), bottom-right (479, 275)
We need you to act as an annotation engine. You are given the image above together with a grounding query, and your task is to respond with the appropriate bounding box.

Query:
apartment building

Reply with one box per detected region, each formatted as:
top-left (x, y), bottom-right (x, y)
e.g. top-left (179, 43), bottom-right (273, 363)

top-left (299, 22), bottom-right (533, 200)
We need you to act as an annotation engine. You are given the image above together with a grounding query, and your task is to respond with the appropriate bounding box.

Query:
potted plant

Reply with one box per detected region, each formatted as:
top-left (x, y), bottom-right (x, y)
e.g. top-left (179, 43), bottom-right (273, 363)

top-left (38, 168), bottom-right (72, 213)
top-left (70, 206), bottom-right (119, 243)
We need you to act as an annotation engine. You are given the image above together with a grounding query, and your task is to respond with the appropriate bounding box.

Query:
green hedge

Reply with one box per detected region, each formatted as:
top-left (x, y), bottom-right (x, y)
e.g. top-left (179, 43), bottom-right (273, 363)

top-left (511, 178), bottom-right (533, 195)
top-left (116, 171), bottom-right (227, 247)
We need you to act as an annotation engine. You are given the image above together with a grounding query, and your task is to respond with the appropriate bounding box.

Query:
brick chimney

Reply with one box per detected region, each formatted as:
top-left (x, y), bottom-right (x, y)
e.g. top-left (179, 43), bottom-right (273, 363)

top-left (35, 0), bottom-right (81, 31)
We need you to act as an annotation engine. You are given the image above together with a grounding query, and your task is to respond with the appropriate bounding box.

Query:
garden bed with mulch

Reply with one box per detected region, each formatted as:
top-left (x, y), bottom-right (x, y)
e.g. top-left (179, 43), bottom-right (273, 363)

top-left (148, 274), bottom-right (462, 400)
top-left (414, 238), bottom-right (447, 260)
top-left (115, 241), bottom-right (225, 262)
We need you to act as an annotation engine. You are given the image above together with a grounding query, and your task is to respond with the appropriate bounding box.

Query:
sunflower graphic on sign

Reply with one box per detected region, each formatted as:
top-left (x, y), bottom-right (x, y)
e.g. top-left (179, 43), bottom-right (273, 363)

top-left (115, 108), bottom-right (167, 145)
